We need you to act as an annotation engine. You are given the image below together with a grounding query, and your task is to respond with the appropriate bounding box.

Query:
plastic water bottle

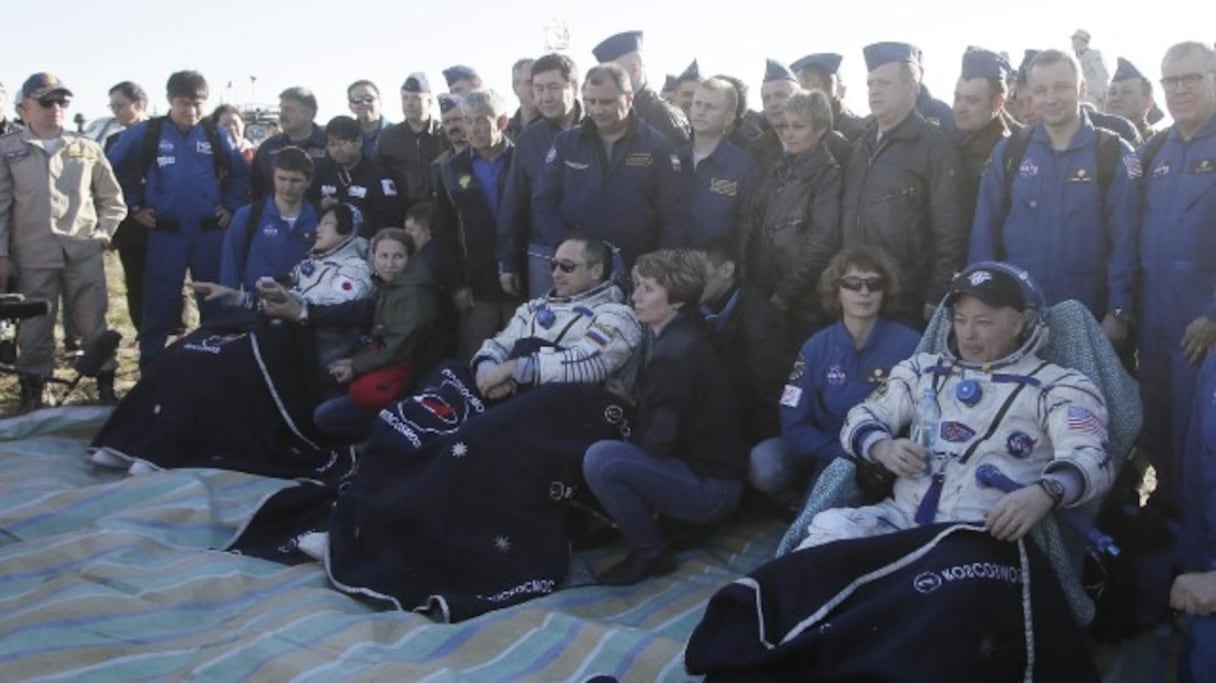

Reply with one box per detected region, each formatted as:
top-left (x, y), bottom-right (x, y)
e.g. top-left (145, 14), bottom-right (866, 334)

top-left (912, 386), bottom-right (940, 455)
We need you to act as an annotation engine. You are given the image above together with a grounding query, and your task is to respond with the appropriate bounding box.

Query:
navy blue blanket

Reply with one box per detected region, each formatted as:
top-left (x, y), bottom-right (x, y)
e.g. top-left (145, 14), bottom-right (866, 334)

top-left (232, 361), bottom-right (633, 621)
top-left (92, 316), bottom-right (353, 483)
top-left (686, 523), bottom-right (1099, 682)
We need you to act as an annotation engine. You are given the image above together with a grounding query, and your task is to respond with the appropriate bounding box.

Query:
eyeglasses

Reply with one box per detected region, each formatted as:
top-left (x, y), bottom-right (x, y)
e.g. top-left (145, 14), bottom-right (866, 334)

top-left (36, 96), bottom-right (70, 109)
top-left (838, 276), bottom-right (886, 292)
top-left (1160, 72), bottom-right (1212, 92)
top-left (349, 96), bottom-right (377, 105)
top-left (550, 259), bottom-right (586, 274)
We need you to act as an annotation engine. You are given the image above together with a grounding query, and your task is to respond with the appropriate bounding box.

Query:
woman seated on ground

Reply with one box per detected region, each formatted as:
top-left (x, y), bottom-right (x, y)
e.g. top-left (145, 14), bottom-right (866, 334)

top-left (584, 249), bottom-right (747, 585)
top-left (751, 246), bottom-right (920, 506)
top-left (196, 203), bottom-right (374, 387)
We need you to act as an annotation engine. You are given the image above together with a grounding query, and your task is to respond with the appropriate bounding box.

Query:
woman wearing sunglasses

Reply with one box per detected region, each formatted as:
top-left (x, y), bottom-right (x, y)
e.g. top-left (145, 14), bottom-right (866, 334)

top-left (754, 246), bottom-right (920, 504)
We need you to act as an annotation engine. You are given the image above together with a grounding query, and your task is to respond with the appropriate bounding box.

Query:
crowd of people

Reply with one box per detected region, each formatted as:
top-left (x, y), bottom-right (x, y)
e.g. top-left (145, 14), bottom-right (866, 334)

top-left (2, 26), bottom-right (1216, 679)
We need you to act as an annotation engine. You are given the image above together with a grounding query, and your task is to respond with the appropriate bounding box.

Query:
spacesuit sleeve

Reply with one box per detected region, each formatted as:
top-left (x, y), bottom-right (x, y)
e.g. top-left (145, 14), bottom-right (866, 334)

top-left (840, 354), bottom-right (923, 460)
top-left (471, 299), bottom-right (534, 370)
top-left (530, 303), bottom-right (643, 385)
top-left (1039, 371), bottom-right (1115, 508)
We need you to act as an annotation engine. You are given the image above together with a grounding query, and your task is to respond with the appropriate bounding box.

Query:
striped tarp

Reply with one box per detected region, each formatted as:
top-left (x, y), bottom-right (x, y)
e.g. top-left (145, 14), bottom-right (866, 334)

top-left (0, 408), bottom-right (783, 682)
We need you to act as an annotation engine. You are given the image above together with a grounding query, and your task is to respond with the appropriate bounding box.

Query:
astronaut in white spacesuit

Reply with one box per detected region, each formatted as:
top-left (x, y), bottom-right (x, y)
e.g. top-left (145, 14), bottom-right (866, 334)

top-left (799, 262), bottom-right (1115, 548)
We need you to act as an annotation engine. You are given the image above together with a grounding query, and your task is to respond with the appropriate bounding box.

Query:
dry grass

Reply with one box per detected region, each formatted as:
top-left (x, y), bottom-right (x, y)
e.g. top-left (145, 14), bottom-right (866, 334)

top-left (0, 251), bottom-right (182, 415)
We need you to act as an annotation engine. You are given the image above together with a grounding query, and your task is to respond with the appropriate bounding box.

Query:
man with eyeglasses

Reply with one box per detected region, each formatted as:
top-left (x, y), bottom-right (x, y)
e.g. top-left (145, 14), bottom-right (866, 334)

top-left (497, 53), bottom-right (583, 299)
top-left (0, 73), bottom-right (127, 411)
top-left (379, 73), bottom-right (450, 211)
top-left (346, 80), bottom-right (390, 160)
top-left (250, 87), bottom-right (327, 204)
top-left (1135, 41), bottom-right (1216, 525)
top-left (532, 64), bottom-right (688, 275)
top-left (970, 48), bottom-right (1139, 348)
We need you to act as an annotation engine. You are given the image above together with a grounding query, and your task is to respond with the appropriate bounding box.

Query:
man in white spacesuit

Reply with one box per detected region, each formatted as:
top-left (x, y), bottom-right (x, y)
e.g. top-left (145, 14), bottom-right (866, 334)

top-left (800, 262), bottom-right (1115, 548)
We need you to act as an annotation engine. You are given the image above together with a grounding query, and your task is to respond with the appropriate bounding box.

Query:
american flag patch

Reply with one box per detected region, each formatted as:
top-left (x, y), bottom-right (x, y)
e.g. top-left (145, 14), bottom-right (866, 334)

top-left (1067, 406), bottom-right (1103, 435)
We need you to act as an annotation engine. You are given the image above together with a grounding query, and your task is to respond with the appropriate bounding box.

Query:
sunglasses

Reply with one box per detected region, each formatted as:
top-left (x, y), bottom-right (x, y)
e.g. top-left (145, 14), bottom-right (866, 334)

top-left (839, 276), bottom-right (886, 292)
top-left (550, 259), bottom-right (585, 274)
top-left (349, 96), bottom-right (377, 105)
top-left (37, 96), bottom-right (70, 109)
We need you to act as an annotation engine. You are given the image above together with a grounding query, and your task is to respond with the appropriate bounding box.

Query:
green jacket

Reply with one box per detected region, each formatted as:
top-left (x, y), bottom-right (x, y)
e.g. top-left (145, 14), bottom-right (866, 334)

top-left (351, 256), bottom-right (439, 376)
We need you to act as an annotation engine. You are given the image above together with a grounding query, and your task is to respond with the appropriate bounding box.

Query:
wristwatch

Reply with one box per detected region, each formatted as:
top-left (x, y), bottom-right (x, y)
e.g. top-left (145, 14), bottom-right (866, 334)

top-left (1037, 478), bottom-right (1065, 508)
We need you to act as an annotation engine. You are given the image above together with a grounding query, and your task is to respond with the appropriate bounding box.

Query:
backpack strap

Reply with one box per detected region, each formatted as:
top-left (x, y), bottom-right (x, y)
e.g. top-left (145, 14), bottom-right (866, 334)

top-left (1094, 128), bottom-right (1121, 200)
top-left (1139, 130), bottom-right (1169, 171)
top-left (139, 115), bottom-right (231, 185)
top-left (138, 116), bottom-right (165, 181)
top-left (241, 200), bottom-right (268, 285)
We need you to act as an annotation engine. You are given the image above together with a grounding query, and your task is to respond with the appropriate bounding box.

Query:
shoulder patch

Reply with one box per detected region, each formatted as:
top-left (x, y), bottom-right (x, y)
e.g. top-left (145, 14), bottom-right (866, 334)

top-left (1122, 153), bottom-right (1142, 179)
top-left (787, 352), bottom-right (806, 381)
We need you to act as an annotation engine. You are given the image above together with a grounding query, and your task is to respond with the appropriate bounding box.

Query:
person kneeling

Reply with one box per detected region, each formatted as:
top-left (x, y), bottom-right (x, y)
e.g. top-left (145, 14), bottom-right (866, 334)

top-left (585, 249), bottom-right (746, 585)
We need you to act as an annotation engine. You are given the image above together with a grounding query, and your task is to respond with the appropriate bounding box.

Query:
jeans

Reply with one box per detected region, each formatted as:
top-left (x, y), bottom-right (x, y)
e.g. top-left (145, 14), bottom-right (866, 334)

top-left (313, 394), bottom-right (377, 443)
top-left (583, 440), bottom-right (743, 557)
top-left (747, 436), bottom-right (833, 506)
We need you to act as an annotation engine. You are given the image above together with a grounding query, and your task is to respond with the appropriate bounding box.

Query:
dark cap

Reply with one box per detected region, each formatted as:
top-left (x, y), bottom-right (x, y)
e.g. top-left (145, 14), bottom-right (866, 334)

top-left (945, 267), bottom-right (1025, 311)
top-left (437, 93), bottom-right (461, 114)
top-left (661, 74), bottom-right (677, 93)
top-left (402, 72), bottom-right (431, 93)
top-left (960, 48), bottom-right (1012, 81)
top-left (763, 58), bottom-right (797, 83)
top-left (442, 65), bottom-right (478, 87)
top-left (791, 53), bottom-right (843, 76)
top-left (863, 42), bottom-right (920, 72)
top-left (324, 115), bottom-right (361, 141)
top-left (1112, 57), bottom-right (1146, 82)
top-left (677, 59), bottom-right (700, 83)
top-left (592, 30), bottom-right (643, 63)
top-left (21, 72), bottom-right (72, 100)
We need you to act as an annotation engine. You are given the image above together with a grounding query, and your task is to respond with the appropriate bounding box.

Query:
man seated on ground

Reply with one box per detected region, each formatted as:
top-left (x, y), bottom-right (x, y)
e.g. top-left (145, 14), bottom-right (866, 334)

top-left (804, 263), bottom-right (1113, 547)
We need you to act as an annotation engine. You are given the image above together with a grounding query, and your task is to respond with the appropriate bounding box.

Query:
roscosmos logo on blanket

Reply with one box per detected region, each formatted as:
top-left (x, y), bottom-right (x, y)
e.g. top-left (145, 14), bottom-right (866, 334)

top-left (377, 366), bottom-right (488, 450)
top-left (182, 332), bottom-right (249, 355)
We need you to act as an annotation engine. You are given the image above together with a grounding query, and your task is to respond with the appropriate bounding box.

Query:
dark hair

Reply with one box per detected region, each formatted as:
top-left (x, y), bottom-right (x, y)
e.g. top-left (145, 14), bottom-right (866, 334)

top-left (585, 63), bottom-right (632, 95)
top-left (279, 86), bottom-right (317, 115)
top-left (322, 203), bottom-right (357, 236)
top-left (697, 236), bottom-right (741, 269)
top-left (633, 249), bottom-right (708, 308)
top-left (346, 79), bottom-right (380, 98)
top-left (561, 231), bottom-right (612, 281)
top-left (405, 201), bottom-right (433, 229)
top-left (325, 115), bottom-right (361, 141)
top-left (532, 53), bottom-right (579, 85)
top-left (713, 74), bottom-right (751, 122)
top-left (371, 227), bottom-right (416, 257)
top-left (166, 71), bottom-right (209, 100)
top-left (210, 103), bottom-right (241, 125)
top-left (109, 81), bottom-right (147, 105)
top-left (272, 146), bottom-right (314, 179)
top-left (817, 246), bottom-right (903, 318)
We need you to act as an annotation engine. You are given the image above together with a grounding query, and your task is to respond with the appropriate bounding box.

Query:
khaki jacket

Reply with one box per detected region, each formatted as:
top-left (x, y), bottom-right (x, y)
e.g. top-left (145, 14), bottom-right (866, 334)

top-left (0, 128), bottom-right (127, 267)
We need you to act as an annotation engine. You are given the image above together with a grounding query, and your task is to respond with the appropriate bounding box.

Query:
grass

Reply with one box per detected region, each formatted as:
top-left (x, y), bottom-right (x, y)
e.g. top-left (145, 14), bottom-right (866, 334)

top-left (0, 250), bottom-right (192, 415)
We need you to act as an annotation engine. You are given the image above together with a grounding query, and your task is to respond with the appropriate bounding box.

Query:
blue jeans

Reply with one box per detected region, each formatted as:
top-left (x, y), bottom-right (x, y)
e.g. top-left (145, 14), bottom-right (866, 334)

top-left (313, 395), bottom-right (377, 443)
top-left (583, 440), bottom-right (743, 557)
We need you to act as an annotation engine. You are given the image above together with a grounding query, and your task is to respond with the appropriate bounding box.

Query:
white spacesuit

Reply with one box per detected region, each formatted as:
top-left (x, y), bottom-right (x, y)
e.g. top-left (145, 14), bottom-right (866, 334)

top-left (800, 264), bottom-right (1115, 548)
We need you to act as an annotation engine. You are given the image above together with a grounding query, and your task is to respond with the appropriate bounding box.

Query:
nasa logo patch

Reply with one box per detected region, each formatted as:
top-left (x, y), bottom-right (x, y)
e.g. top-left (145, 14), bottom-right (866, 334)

top-left (826, 364), bottom-right (846, 387)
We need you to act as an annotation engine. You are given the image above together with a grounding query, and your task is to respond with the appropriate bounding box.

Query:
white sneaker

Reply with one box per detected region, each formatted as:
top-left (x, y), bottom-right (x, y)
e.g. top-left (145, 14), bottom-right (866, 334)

top-left (89, 449), bottom-right (129, 470)
top-left (127, 461), bottom-right (158, 476)
top-left (296, 532), bottom-right (329, 561)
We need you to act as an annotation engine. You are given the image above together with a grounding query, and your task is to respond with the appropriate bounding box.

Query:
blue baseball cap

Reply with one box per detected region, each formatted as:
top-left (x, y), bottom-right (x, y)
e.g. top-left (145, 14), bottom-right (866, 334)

top-left (21, 72), bottom-right (72, 100)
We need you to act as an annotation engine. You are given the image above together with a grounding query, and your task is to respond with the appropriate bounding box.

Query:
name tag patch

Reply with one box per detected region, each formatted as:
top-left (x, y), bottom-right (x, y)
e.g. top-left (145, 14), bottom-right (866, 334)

top-left (708, 178), bottom-right (738, 197)
top-left (624, 153), bottom-right (653, 167)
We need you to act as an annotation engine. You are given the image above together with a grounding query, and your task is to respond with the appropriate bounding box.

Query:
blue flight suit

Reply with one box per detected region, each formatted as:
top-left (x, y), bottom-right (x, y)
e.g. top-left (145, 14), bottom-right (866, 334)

top-left (1181, 353), bottom-right (1216, 682)
top-left (218, 197), bottom-right (320, 291)
top-left (780, 319), bottom-right (920, 474)
top-left (916, 86), bottom-right (957, 135)
top-left (496, 104), bottom-right (582, 297)
top-left (249, 125), bottom-right (328, 204)
top-left (678, 137), bottom-right (760, 246)
top-left (107, 118), bottom-right (250, 365)
top-left (531, 113), bottom-right (689, 267)
top-left (1137, 115), bottom-right (1216, 509)
top-left (969, 112), bottom-right (1140, 319)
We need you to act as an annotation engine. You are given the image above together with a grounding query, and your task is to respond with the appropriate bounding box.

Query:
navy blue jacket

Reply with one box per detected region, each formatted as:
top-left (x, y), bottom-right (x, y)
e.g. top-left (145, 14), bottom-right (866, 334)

top-left (780, 319), bottom-right (920, 465)
top-left (969, 112), bottom-right (1141, 317)
top-left (218, 198), bottom-right (320, 290)
top-left (250, 125), bottom-right (328, 203)
top-left (916, 86), bottom-right (957, 135)
top-left (496, 105), bottom-right (581, 272)
top-left (531, 113), bottom-right (689, 264)
top-left (433, 143), bottom-right (515, 300)
top-left (635, 312), bottom-right (745, 480)
top-left (315, 156), bottom-right (402, 236)
top-left (679, 137), bottom-right (760, 246)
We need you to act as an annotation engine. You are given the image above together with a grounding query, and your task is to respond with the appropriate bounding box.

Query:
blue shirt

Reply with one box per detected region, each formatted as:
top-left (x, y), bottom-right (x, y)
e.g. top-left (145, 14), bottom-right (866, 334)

top-left (779, 319), bottom-right (920, 463)
top-left (678, 137), bottom-right (760, 246)
top-left (471, 148), bottom-right (509, 216)
top-left (219, 198), bottom-right (320, 290)
top-left (363, 117), bottom-right (392, 159)
top-left (969, 111), bottom-right (1141, 317)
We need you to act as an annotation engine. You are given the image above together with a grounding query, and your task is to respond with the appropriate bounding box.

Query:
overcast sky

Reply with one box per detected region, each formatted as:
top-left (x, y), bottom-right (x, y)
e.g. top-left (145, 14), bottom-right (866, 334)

top-left (2, 0), bottom-right (1192, 126)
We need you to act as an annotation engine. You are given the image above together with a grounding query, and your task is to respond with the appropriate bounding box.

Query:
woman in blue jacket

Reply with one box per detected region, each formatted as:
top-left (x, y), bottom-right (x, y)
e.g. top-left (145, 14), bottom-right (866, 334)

top-left (753, 246), bottom-right (920, 505)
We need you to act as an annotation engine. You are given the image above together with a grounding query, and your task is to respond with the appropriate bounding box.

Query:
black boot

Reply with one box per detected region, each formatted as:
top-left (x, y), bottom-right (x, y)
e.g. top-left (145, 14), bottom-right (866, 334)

top-left (17, 374), bottom-right (45, 414)
top-left (96, 371), bottom-right (117, 406)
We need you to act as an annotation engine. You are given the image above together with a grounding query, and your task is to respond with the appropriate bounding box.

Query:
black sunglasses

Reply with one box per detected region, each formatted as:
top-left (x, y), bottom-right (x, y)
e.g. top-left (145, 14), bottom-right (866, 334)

top-left (838, 276), bottom-right (886, 292)
top-left (550, 259), bottom-right (585, 274)
top-left (37, 96), bottom-right (70, 109)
